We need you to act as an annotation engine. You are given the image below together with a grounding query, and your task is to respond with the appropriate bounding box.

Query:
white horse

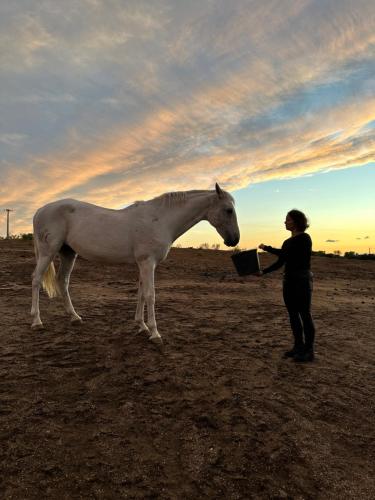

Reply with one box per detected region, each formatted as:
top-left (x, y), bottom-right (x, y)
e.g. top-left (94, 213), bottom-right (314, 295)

top-left (31, 183), bottom-right (240, 343)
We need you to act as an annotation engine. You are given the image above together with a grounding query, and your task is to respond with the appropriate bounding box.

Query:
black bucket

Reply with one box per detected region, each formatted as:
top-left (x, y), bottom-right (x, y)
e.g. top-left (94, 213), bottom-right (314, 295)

top-left (231, 248), bottom-right (260, 276)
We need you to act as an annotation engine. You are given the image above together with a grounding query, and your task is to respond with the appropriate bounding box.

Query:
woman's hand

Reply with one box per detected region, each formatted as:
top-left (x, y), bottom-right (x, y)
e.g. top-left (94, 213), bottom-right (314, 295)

top-left (258, 243), bottom-right (266, 250)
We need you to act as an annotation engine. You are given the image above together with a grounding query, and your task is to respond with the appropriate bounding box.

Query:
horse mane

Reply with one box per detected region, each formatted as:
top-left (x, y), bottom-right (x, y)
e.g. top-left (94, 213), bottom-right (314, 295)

top-left (131, 189), bottom-right (234, 209)
top-left (153, 191), bottom-right (187, 207)
top-left (153, 189), bottom-right (234, 207)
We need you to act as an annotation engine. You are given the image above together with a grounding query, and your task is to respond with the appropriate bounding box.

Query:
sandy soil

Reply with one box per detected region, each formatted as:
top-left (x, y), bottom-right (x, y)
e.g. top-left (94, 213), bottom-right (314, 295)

top-left (0, 239), bottom-right (374, 499)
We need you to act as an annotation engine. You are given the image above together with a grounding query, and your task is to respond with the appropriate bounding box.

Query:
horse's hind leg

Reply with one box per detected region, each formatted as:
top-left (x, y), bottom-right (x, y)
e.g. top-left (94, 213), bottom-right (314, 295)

top-left (31, 252), bottom-right (54, 330)
top-left (135, 279), bottom-right (149, 334)
top-left (57, 245), bottom-right (82, 324)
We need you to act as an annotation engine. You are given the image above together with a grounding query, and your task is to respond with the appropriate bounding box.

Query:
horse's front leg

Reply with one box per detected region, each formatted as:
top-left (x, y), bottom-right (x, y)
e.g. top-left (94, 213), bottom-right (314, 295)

top-left (138, 258), bottom-right (162, 344)
top-left (135, 279), bottom-right (149, 334)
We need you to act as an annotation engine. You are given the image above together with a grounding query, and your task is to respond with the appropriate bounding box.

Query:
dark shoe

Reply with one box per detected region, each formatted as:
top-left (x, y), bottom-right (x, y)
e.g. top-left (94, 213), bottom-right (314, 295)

top-left (294, 348), bottom-right (314, 362)
top-left (283, 346), bottom-right (304, 358)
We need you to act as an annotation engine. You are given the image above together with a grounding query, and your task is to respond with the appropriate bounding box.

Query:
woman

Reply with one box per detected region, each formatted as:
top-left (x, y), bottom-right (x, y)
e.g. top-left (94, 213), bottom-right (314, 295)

top-left (257, 210), bottom-right (315, 362)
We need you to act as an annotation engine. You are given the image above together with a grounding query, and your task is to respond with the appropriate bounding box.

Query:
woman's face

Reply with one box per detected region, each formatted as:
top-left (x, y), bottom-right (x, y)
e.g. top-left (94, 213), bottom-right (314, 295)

top-left (284, 214), bottom-right (295, 231)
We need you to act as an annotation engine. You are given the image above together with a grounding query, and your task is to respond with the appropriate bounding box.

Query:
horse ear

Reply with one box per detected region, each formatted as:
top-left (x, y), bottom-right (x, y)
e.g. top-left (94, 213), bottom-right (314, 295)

top-left (215, 182), bottom-right (224, 198)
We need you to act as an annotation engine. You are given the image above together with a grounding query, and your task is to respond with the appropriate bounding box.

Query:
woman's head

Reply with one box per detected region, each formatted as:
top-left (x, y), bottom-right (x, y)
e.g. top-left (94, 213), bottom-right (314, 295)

top-left (285, 209), bottom-right (309, 232)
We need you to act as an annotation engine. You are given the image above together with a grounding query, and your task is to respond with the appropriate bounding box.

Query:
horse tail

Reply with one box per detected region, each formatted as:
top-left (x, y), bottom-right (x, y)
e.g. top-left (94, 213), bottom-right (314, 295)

top-left (33, 237), bottom-right (60, 299)
top-left (42, 261), bottom-right (60, 298)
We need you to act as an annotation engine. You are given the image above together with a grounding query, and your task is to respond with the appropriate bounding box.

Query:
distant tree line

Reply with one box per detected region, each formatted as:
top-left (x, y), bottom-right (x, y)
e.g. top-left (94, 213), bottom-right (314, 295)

top-left (312, 250), bottom-right (375, 260)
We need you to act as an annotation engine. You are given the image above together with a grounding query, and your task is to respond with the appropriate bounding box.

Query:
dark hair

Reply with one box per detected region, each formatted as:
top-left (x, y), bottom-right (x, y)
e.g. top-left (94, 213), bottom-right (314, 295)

top-left (287, 209), bottom-right (309, 231)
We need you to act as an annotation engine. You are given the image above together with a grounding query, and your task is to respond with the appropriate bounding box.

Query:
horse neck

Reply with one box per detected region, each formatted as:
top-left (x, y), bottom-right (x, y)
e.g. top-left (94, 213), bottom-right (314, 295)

top-left (162, 191), bottom-right (215, 242)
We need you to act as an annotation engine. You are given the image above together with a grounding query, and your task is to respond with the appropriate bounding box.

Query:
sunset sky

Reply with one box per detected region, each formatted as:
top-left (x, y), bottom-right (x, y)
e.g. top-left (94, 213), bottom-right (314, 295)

top-left (0, 0), bottom-right (374, 253)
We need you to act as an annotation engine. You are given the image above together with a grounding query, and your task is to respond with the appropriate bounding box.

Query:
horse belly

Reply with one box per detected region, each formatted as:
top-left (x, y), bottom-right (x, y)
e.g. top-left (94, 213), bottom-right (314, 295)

top-left (66, 222), bottom-right (135, 264)
top-left (73, 244), bottom-right (135, 264)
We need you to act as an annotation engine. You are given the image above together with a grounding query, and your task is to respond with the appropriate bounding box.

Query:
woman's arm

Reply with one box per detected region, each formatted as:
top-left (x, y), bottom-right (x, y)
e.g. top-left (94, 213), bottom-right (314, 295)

top-left (257, 242), bottom-right (285, 275)
top-left (262, 256), bottom-right (285, 274)
top-left (259, 243), bottom-right (283, 256)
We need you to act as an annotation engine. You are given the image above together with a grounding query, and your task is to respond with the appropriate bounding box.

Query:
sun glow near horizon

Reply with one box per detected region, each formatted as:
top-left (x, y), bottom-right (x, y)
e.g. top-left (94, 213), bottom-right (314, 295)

top-left (4, 164), bottom-right (373, 257)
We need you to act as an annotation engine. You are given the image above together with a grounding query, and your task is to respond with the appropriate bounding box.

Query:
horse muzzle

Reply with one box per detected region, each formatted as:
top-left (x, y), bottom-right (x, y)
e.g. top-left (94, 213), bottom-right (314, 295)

top-left (224, 235), bottom-right (240, 247)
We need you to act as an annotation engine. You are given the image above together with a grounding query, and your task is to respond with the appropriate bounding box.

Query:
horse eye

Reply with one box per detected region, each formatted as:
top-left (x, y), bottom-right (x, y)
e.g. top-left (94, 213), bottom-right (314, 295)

top-left (226, 208), bottom-right (233, 215)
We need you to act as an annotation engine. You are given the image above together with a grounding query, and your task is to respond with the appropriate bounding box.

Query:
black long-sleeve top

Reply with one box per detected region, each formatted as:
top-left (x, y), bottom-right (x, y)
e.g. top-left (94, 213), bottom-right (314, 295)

top-left (262, 232), bottom-right (312, 276)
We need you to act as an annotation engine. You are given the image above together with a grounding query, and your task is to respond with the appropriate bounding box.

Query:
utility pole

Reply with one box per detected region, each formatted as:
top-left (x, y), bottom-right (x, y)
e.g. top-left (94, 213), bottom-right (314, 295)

top-left (4, 209), bottom-right (14, 239)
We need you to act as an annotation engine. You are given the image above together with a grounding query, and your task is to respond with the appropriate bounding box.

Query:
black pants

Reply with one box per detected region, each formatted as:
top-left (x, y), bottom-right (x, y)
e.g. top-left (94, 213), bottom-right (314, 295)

top-left (283, 275), bottom-right (315, 350)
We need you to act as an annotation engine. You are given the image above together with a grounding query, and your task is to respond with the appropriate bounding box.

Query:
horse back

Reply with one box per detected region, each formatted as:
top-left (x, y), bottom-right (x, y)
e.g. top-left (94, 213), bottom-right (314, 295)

top-left (33, 199), bottom-right (170, 264)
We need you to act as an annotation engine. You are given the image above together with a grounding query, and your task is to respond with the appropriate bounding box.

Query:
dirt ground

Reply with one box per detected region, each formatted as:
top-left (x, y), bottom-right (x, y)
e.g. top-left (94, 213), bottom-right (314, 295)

top-left (0, 239), bottom-right (374, 499)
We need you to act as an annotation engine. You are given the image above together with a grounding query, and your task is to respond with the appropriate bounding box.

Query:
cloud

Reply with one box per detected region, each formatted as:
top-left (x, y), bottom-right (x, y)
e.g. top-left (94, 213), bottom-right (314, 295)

top-left (0, 0), bottom-right (375, 232)
top-left (0, 134), bottom-right (28, 146)
top-left (326, 239), bottom-right (340, 243)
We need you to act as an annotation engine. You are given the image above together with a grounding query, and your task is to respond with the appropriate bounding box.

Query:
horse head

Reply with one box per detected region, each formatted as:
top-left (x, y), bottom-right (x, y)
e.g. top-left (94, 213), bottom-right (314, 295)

top-left (207, 183), bottom-right (240, 247)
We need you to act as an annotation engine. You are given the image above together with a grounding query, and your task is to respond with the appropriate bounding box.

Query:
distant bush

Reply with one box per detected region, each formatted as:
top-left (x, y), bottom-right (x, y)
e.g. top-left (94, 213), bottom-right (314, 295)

top-left (0, 233), bottom-right (33, 241)
top-left (197, 243), bottom-right (222, 250)
top-left (20, 233), bottom-right (33, 240)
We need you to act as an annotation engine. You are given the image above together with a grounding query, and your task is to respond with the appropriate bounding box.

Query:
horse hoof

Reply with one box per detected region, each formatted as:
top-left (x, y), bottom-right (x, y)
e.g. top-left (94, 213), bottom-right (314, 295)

top-left (149, 335), bottom-right (163, 345)
top-left (71, 317), bottom-right (83, 325)
top-left (31, 323), bottom-right (44, 331)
